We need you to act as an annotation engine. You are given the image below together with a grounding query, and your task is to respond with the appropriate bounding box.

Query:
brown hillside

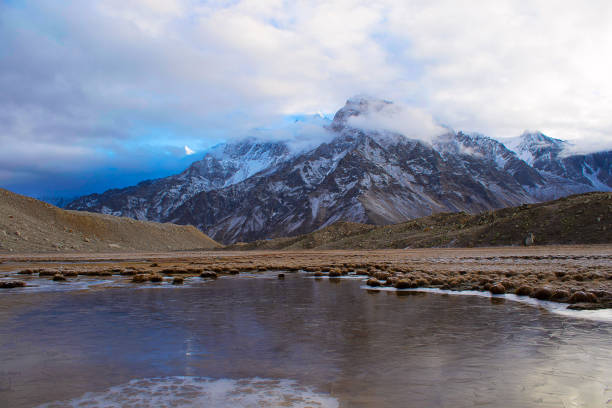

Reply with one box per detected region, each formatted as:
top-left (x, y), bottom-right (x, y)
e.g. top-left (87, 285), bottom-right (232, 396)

top-left (0, 189), bottom-right (222, 253)
top-left (230, 192), bottom-right (612, 250)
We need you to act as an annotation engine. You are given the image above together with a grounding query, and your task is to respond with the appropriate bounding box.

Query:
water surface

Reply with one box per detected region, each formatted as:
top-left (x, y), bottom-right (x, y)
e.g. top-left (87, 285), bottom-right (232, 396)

top-left (0, 273), bottom-right (610, 407)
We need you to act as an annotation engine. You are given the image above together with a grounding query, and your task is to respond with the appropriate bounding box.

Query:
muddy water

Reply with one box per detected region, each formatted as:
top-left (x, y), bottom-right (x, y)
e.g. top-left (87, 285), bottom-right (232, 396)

top-left (0, 273), bottom-right (610, 407)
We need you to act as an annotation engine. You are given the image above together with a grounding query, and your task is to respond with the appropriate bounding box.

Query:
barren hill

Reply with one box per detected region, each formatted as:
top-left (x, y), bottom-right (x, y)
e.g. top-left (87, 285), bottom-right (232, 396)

top-left (0, 189), bottom-right (222, 253)
top-left (231, 192), bottom-right (612, 250)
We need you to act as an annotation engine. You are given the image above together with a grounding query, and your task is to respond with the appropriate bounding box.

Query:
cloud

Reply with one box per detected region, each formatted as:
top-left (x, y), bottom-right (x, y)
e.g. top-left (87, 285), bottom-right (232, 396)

top-left (345, 98), bottom-right (446, 143)
top-left (247, 114), bottom-right (335, 153)
top-left (1, 0), bottom-right (611, 196)
top-left (184, 145), bottom-right (195, 155)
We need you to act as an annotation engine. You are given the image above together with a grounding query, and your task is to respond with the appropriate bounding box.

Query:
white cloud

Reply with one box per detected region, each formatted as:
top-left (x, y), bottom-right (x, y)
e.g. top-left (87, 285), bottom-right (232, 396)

top-left (4, 0), bottom-right (612, 142)
top-left (345, 99), bottom-right (446, 143)
top-left (1, 0), bottom-right (612, 195)
top-left (184, 145), bottom-right (195, 155)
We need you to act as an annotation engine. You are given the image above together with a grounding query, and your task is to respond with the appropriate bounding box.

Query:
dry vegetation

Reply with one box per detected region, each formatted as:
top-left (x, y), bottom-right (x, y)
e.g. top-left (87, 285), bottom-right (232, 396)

top-left (0, 188), bottom-right (221, 252)
top-left (230, 192), bottom-right (612, 250)
top-left (1, 246), bottom-right (611, 309)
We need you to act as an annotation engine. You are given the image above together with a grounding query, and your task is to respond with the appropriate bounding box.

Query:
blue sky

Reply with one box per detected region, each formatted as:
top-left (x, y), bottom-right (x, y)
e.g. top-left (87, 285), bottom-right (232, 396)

top-left (1, 0), bottom-right (611, 198)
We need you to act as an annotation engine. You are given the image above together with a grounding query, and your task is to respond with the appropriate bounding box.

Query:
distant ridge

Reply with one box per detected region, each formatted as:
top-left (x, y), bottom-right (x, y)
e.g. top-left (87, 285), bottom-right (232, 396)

top-left (0, 188), bottom-right (222, 253)
top-left (229, 192), bottom-right (612, 250)
top-left (67, 97), bottom-right (612, 244)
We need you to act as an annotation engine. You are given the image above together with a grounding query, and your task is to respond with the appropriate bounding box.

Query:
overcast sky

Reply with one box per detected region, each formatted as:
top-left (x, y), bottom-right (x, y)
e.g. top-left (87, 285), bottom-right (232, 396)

top-left (1, 0), bottom-right (611, 198)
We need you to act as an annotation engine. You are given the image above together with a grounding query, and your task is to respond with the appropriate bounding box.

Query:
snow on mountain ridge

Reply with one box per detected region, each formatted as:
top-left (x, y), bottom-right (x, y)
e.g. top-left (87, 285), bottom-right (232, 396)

top-left (66, 97), bottom-right (612, 244)
top-left (503, 131), bottom-right (569, 165)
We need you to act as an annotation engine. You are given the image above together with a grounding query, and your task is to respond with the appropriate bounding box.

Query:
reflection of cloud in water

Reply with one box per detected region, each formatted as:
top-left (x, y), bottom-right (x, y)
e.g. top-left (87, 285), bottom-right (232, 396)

top-left (36, 376), bottom-right (339, 408)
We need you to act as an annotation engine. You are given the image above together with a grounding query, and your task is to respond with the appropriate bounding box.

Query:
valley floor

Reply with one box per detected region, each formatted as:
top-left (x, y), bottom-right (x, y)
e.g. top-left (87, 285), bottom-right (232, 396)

top-left (1, 245), bottom-right (611, 309)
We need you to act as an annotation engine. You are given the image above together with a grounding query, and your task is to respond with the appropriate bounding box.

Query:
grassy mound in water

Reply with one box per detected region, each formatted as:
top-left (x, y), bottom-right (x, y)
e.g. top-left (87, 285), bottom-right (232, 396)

top-left (0, 281), bottom-right (26, 288)
top-left (1, 246), bottom-right (610, 309)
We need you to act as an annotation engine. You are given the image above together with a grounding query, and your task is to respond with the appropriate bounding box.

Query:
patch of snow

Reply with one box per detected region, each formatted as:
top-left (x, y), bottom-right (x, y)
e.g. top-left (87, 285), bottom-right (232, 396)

top-left (582, 163), bottom-right (611, 190)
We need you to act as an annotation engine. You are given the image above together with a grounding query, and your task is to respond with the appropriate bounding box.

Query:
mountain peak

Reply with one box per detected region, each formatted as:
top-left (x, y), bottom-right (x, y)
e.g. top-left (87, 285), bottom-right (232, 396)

top-left (502, 131), bottom-right (568, 166)
top-left (66, 97), bottom-right (612, 244)
top-left (331, 95), bottom-right (394, 130)
top-left (519, 131), bottom-right (566, 146)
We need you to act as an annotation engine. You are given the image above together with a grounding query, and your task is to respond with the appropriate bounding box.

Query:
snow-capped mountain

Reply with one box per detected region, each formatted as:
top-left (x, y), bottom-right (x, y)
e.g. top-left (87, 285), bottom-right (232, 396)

top-left (68, 139), bottom-right (293, 221)
top-left (504, 131), bottom-right (612, 199)
top-left (67, 96), bottom-right (612, 244)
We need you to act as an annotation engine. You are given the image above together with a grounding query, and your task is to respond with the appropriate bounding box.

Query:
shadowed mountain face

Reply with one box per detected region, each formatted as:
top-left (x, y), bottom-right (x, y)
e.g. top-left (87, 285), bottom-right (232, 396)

top-left (67, 97), bottom-right (612, 244)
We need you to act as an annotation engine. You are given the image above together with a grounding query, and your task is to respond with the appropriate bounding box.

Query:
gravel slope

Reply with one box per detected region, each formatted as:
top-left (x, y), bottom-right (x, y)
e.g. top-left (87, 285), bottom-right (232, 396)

top-left (0, 189), bottom-right (222, 253)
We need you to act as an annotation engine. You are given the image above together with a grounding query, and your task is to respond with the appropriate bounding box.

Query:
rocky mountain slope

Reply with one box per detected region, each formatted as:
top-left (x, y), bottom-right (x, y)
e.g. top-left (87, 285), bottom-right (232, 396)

top-left (67, 96), bottom-right (612, 244)
top-left (0, 189), bottom-right (221, 253)
top-left (230, 192), bottom-right (612, 250)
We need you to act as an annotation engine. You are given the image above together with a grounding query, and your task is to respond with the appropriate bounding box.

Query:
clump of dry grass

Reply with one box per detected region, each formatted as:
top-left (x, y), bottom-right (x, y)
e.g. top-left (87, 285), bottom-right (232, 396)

top-left (532, 287), bottom-right (552, 300)
top-left (200, 271), bottom-right (218, 279)
top-left (515, 286), bottom-right (532, 296)
top-left (394, 279), bottom-right (411, 289)
top-left (0, 281), bottom-right (26, 288)
top-left (373, 271), bottom-right (390, 280)
top-left (131, 274), bottom-right (149, 283)
top-left (550, 289), bottom-right (570, 301)
top-left (150, 274), bottom-right (163, 282)
top-left (569, 291), bottom-right (597, 303)
top-left (489, 283), bottom-right (506, 294)
top-left (328, 269), bottom-right (342, 277)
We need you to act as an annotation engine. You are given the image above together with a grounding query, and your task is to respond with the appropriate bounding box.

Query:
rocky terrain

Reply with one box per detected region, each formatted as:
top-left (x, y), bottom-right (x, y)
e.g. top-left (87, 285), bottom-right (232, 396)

top-left (0, 188), bottom-right (221, 253)
top-left (67, 96), bottom-right (612, 244)
top-left (230, 192), bottom-right (612, 250)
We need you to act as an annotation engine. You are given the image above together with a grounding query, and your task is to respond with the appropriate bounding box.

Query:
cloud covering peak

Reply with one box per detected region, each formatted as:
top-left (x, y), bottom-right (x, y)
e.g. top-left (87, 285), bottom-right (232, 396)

top-left (1, 0), bottom-right (611, 196)
top-left (333, 96), bottom-right (446, 143)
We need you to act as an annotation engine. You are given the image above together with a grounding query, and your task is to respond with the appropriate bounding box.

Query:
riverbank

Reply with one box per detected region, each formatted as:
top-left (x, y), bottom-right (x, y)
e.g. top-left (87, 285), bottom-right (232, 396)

top-left (1, 245), bottom-right (611, 309)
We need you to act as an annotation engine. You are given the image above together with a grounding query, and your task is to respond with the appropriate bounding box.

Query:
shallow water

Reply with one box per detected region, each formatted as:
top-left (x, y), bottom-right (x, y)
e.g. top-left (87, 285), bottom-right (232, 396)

top-left (0, 273), bottom-right (611, 407)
